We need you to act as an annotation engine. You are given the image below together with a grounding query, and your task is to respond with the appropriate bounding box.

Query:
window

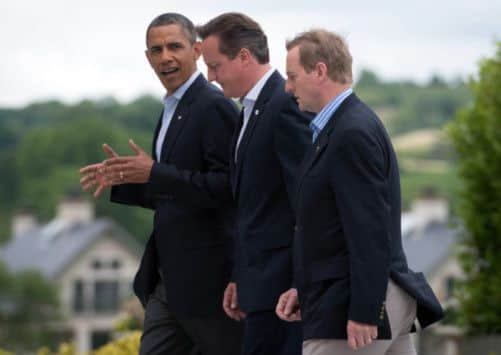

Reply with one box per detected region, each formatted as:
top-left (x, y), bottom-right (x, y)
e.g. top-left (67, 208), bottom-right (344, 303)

top-left (92, 260), bottom-right (102, 270)
top-left (111, 259), bottom-right (122, 269)
top-left (94, 281), bottom-right (119, 313)
top-left (73, 280), bottom-right (85, 313)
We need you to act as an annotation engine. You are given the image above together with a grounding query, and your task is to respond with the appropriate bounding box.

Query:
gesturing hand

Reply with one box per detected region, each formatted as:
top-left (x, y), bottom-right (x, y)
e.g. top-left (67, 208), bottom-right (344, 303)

top-left (275, 288), bottom-right (301, 321)
top-left (347, 320), bottom-right (378, 350)
top-left (79, 143), bottom-right (118, 198)
top-left (222, 282), bottom-right (246, 321)
top-left (102, 139), bottom-right (154, 185)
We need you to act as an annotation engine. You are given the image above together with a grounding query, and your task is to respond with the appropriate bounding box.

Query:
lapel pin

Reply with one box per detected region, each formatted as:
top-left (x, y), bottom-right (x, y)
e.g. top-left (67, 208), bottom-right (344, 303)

top-left (177, 115), bottom-right (182, 120)
top-left (254, 109), bottom-right (260, 116)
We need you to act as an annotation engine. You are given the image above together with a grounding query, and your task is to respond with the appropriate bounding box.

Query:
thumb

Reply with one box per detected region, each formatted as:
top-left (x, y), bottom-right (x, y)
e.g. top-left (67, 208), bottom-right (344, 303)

top-left (284, 293), bottom-right (297, 315)
top-left (102, 143), bottom-right (118, 158)
top-left (230, 286), bottom-right (238, 309)
top-left (128, 139), bottom-right (143, 155)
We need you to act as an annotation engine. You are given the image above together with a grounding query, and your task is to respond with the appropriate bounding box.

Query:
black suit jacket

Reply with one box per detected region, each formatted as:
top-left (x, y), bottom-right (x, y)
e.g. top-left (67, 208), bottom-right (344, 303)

top-left (231, 70), bottom-right (311, 313)
top-left (110, 74), bottom-right (238, 317)
top-left (294, 93), bottom-right (444, 340)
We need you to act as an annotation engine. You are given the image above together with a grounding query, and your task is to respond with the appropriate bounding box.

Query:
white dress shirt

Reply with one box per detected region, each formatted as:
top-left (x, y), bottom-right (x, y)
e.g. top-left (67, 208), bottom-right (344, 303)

top-left (155, 70), bottom-right (201, 161)
top-left (235, 68), bottom-right (275, 161)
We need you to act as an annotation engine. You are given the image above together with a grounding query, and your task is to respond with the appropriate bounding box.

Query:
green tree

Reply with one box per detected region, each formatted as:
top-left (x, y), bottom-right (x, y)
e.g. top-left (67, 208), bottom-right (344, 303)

top-left (447, 42), bottom-right (501, 334)
top-left (0, 262), bottom-right (60, 352)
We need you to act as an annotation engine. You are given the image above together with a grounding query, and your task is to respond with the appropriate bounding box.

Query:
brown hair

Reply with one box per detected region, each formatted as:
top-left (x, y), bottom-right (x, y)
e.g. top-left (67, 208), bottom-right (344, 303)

top-left (286, 29), bottom-right (352, 84)
top-left (197, 12), bottom-right (269, 64)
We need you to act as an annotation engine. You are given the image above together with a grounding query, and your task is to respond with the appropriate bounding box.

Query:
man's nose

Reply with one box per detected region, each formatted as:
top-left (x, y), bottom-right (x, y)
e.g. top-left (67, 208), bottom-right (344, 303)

top-left (285, 80), bottom-right (293, 93)
top-left (160, 48), bottom-right (173, 62)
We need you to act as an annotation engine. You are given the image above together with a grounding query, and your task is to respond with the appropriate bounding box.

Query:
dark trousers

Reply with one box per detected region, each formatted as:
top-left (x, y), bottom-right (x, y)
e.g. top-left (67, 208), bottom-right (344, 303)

top-left (140, 281), bottom-right (243, 355)
top-left (242, 310), bottom-right (302, 355)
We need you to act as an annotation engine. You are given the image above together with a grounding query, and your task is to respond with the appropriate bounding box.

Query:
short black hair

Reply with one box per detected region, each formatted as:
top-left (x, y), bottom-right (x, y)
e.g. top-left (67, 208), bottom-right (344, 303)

top-left (146, 13), bottom-right (196, 45)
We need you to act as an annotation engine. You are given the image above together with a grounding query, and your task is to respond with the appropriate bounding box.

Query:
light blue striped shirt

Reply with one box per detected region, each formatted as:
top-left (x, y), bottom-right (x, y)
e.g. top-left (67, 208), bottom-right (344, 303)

top-left (310, 88), bottom-right (353, 142)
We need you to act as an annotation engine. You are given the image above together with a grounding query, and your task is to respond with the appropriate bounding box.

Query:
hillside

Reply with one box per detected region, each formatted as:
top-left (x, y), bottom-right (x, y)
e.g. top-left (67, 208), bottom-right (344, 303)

top-left (0, 70), bottom-right (471, 243)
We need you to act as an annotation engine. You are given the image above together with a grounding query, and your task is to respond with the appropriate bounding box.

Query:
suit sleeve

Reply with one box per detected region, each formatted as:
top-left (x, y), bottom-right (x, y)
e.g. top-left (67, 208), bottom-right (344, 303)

top-left (110, 183), bottom-right (155, 210)
top-left (331, 128), bottom-right (391, 325)
top-left (272, 95), bottom-right (311, 208)
top-left (146, 97), bottom-right (236, 208)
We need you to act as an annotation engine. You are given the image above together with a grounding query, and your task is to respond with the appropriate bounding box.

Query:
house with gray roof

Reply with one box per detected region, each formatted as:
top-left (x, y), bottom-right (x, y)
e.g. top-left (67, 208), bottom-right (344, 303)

top-left (0, 198), bottom-right (142, 352)
top-left (400, 197), bottom-right (462, 307)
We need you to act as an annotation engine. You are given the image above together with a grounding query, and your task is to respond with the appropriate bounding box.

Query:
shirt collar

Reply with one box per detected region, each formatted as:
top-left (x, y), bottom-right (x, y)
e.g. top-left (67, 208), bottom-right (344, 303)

top-left (310, 87), bottom-right (353, 132)
top-left (241, 68), bottom-right (275, 109)
top-left (163, 70), bottom-right (201, 103)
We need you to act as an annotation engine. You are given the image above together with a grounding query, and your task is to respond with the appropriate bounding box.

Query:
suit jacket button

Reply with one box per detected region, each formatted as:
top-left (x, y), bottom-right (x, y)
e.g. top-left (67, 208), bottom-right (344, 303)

top-left (294, 225), bottom-right (298, 232)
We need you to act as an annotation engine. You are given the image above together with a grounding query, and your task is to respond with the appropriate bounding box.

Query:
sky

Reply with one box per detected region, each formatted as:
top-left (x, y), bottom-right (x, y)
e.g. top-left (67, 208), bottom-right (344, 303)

top-left (1, 0), bottom-right (500, 107)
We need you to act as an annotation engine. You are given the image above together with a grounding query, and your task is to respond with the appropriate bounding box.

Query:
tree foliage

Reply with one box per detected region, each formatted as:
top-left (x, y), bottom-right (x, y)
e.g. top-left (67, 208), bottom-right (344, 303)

top-left (0, 262), bottom-right (60, 352)
top-left (447, 42), bottom-right (501, 334)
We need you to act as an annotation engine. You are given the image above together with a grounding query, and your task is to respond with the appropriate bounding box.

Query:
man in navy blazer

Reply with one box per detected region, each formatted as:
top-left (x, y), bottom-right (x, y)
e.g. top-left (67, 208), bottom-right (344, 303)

top-left (197, 13), bottom-right (311, 355)
top-left (80, 13), bottom-right (242, 355)
top-left (276, 29), bottom-right (444, 355)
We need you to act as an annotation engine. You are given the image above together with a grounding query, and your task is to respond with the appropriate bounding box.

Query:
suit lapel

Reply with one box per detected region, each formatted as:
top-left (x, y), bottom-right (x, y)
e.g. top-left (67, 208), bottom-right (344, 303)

top-left (159, 74), bottom-right (206, 162)
top-left (296, 93), bottom-right (357, 200)
top-left (151, 112), bottom-right (163, 161)
top-left (230, 108), bottom-right (244, 195)
top-left (232, 70), bottom-right (283, 196)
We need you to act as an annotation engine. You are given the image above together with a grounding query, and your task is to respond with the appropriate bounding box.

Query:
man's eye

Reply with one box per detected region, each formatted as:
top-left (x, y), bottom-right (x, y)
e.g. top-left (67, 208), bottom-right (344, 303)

top-left (169, 43), bottom-right (182, 50)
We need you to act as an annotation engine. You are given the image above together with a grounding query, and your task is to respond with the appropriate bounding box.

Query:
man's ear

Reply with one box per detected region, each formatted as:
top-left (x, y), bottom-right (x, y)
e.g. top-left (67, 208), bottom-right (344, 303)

top-left (192, 41), bottom-right (202, 60)
top-left (315, 62), bottom-right (328, 81)
top-left (238, 48), bottom-right (252, 65)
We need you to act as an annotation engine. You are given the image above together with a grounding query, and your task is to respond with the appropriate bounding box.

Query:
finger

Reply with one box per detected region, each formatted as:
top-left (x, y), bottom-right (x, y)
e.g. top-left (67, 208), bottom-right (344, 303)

top-left (275, 294), bottom-right (286, 315)
top-left (82, 180), bottom-right (98, 191)
top-left (128, 139), bottom-right (143, 155)
top-left (230, 286), bottom-right (238, 309)
top-left (102, 144), bottom-right (118, 158)
top-left (356, 332), bottom-right (366, 349)
top-left (236, 310), bottom-right (246, 321)
top-left (79, 164), bottom-right (101, 174)
top-left (103, 157), bottom-right (130, 166)
top-left (223, 288), bottom-right (231, 310)
top-left (371, 327), bottom-right (378, 340)
top-left (347, 335), bottom-right (357, 350)
top-left (80, 174), bottom-right (93, 185)
top-left (363, 332), bottom-right (373, 348)
top-left (93, 184), bottom-right (106, 198)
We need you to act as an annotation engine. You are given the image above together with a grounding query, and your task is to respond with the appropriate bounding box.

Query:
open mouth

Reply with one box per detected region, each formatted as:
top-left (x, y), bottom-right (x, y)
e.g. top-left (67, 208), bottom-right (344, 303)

top-left (160, 68), bottom-right (180, 77)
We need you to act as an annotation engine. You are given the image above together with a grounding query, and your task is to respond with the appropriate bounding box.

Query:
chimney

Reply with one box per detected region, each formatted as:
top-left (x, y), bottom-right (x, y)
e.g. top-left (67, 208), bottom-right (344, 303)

top-left (56, 189), bottom-right (94, 224)
top-left (12, 210), bottom-right (38, 237)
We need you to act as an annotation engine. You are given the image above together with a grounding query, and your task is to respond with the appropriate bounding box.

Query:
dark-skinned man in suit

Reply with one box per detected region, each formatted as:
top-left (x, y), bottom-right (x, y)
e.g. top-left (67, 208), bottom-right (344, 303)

top-left (197, 12), bottom-right (311, 355)
top-left (276, 29), bottom-right (444, 355)
top-left (79, 13), bottom-right (242, 355)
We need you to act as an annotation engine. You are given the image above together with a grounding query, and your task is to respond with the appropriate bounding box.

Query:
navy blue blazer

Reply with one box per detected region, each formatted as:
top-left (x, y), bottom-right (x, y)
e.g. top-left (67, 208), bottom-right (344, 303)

top-left (110, 74), bottom-right (238, 317)
top-left (294, 93), bottom-right (444, 340)
top-left (231, 70), bottom-right (311, 313)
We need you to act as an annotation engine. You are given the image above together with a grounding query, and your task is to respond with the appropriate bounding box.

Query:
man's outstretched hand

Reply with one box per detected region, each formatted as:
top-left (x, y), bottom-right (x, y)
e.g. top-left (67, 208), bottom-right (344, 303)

top-left (79, 139), bottom-right (153, 197)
